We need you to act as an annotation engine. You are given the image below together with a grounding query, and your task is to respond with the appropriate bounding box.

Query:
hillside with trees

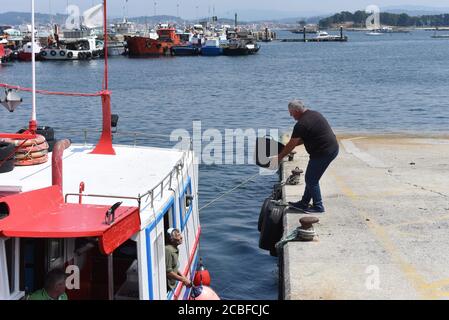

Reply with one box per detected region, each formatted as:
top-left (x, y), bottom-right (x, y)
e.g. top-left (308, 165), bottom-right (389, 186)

top-left (319, 10), bottom-right (449, 28)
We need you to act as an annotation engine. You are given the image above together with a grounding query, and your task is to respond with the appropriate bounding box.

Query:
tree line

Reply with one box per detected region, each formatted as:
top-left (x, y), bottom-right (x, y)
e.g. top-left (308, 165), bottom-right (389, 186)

top-left (319, 11), bottom-right (449, 28)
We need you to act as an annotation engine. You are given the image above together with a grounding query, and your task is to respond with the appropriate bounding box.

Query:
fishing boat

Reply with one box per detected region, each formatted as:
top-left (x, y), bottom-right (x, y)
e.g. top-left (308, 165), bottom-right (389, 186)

top-left (125, 25), bottom-right (181, 57)
top-left (40, 37), bottom-right (102, 60)
top-left (0, 43), bottom-right (5, 64)
top-left (0, 0), bottom-right (216, 301)
top-left (201, 38), bottom-right (223, 56)
top-left (17, 42), bottom-right (42, 61)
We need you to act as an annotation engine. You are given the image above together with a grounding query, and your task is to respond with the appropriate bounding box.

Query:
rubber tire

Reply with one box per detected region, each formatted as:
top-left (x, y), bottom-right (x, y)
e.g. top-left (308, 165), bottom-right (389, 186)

top-left (47, 139), bottom-right (56, 153)
top-left (67, 52), bottom-right (73, 59)
top-left (59, 51), bottom-right (66, 56)
top-left (259, 205), bottom-right (284, 252)
top-left (50, 50), bottom-right (57, 56)
top-left (78, 52), bottom-right (84, 60)
top-left (36, 126), bottom-right (55, 141)
top-left (0, 158), bottom-right (14, 173)
top-left (41, 51), bottom-right (47, 57)
top-left (258, 197), bottom-right (273, 232)
top-left (0, 142), bottom-right (15, 160)
top-left (17, 126), bottom-right (54, 142)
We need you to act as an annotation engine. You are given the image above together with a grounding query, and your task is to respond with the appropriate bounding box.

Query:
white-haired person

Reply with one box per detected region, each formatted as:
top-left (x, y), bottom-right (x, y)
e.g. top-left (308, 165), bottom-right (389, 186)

top-left (272, 99), bottom-right (339, 213)
top-left (165, 228), bottom-right (192, 292)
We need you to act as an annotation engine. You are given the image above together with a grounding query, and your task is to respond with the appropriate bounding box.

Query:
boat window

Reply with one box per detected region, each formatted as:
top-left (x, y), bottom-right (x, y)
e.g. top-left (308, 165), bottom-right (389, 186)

top-left (5, 238), bottom-right (15, 294)
top-left (179, 179), bottom-right (193, 231)
top-left (0, 202), bottom-right (9, 220)
top-left (163, 204), bottom-right (175, 232)
top-left (47, 239), bottom-right (64, 270)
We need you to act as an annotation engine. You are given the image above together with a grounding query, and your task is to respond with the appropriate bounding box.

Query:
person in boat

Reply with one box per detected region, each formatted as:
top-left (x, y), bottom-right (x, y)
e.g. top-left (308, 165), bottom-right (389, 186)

top-left (28, 268), bottom-right (68, 300)
top-left (271, 99), bottom-right (339, 213)
top-left (165, 228), bottom-right (192, 292)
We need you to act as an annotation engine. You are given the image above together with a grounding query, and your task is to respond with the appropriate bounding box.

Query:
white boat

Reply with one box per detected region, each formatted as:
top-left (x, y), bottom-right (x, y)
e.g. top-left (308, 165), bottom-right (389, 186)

top-left (0, 0), bottom-right (216, 301)
top-left (366, 31), bottom-right (383, 36)
top-left (40, 37), bottom-right (101, 60)
top-left (314, 31), bottom-right (342, 40)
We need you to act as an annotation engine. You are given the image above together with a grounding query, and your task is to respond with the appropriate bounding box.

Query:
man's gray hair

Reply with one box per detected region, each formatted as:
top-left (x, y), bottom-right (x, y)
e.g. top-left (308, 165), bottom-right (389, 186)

top-left (288, 99), bottom-right (306, 112)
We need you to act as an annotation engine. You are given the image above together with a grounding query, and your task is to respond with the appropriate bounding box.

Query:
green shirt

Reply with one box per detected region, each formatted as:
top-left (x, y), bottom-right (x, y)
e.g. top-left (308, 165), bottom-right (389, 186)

top-left (165, 244), bottom-right (179, 291)
top-left (29, 289), bottom-right (68, 300)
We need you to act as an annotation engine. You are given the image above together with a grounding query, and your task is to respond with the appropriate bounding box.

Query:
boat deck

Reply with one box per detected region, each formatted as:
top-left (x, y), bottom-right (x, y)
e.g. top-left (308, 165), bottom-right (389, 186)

top-left (1, 144), bottom-right (186, 207)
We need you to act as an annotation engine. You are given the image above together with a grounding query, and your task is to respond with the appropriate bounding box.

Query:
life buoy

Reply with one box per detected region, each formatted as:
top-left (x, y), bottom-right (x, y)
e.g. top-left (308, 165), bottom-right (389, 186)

top-left (50, 50), bottom-right (57, 56)
top-left (12, 134), bottom-right (46, 147)
top-left (41, 50), bottom-right (47, 56)
top-left (67, 51), bottom-right (73, 58)
top-left (258, 197), bottom-right (273, 232)
top-left (16, 141), bottom-right (49, 154)
top-left (15, 154), bottom-right (48, 166)
top-left (259, 205), bottom-right (284, 256)
top-left (15, 149), bottom-right (48, 160)
top-left (59, 50), bottom-right (66, 56)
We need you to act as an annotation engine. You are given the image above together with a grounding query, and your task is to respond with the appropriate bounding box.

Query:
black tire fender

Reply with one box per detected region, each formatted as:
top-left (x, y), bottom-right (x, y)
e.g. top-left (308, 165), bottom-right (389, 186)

top-left (59, 51), bottom-right (66, 56)
top-left (258, 197), bottom-right (273, 232)
top-left (50, 50), bottom-right (57, 56)
top-left (67, 51), bottom-right (73, 58)
top-left (36, 126), bottom-right (55, 141)
top-left (0, 142), bottom-right (15, 160)
top-left (0, 158), bottom-right (14, 173)
top-left (259, 205), bottom-right (284, 252)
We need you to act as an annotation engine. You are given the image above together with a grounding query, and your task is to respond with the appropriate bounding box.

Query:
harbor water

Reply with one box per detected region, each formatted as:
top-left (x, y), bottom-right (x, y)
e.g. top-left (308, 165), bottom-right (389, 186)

top-left (0, 30), bottom-right (448, 299)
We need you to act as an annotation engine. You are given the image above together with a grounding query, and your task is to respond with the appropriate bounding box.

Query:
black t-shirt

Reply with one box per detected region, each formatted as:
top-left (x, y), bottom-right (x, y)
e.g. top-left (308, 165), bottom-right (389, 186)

top-left (291, 110), bottom-right (339, 158)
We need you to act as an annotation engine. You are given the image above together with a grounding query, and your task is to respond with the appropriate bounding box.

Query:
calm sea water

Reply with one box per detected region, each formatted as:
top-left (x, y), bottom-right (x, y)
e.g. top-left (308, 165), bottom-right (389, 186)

top-left (1, 30), bottom-right (448, 299)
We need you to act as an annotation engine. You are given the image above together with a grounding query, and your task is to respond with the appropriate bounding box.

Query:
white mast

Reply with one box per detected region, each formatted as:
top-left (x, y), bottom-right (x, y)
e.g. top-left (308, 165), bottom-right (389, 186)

top-left (31, 0), bottom-right (37, 125)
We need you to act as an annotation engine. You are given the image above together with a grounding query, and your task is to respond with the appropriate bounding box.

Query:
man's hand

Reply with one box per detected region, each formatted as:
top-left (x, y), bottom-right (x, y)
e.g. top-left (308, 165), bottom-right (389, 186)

top-left (182, 277), bottom-right (192, 288)
top-left (268, 156), bottom-right (279, 171)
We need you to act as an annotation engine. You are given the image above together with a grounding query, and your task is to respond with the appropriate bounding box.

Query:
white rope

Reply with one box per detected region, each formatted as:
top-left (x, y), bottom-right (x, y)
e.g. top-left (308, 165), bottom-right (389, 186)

top-left (199, 172), bottom-right (260, 212)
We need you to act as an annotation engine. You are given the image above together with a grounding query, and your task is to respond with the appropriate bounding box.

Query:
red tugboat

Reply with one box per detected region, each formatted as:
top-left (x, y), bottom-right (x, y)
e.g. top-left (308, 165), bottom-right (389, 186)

top-left (126, 25), bottom-right (181, 56)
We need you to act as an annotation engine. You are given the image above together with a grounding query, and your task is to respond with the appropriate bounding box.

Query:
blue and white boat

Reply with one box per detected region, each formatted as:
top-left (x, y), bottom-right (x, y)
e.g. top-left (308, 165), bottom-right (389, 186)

top-left (201, 38), bottom-right (222, 56)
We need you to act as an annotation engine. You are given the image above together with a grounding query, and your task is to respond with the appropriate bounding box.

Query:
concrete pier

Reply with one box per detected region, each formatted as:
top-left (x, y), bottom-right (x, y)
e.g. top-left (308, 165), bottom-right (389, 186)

top-left (279, 135), bottom-right (449, 300)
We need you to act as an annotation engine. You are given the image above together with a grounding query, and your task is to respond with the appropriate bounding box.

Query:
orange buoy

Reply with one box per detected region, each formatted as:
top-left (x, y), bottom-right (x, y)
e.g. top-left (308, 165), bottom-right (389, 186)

top-left (189, 285), bottom-right (220, 300)
top-left (16, 141), bottom-right (49, 154)
top-left (12, 134), bottom-right (46, 147)
top-left (15, 149), bottom-right (48, 160)
top-left (193, 263), bottom-right (211, 286)
top-left (15, 154), bottom-right (48, 166)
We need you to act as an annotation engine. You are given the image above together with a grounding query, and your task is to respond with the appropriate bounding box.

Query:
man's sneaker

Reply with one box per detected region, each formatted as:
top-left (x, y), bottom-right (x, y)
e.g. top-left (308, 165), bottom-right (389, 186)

top-left (288, 201), bottom-right (309, 212)
top-left (303, 206), bottom-right (325, 214)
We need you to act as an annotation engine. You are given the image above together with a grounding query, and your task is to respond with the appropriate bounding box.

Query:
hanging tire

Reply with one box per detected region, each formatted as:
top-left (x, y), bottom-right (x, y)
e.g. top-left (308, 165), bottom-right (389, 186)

top-left (59, 51), bottom-right (66, 57)
top-left (258, 197), bottom-right (273, 232)
top-left (50, 50), bottom-right (57, 56)
top-left (259, 205), bottom-right (284, 253)
top-left (0, 142), bottom-right (15, 160)
top-left (0, 158), bottom-right (14, 173)
top-left (41, 51), bottom-right (47, 57)
top-left (47, 139), bottom-right (56, 153)
top-left (36, 126), bottom-right (55, 141)
top-left (78, 52), bottom-right (84, 60)
top-left (67, 52), bottom-right (73, 59)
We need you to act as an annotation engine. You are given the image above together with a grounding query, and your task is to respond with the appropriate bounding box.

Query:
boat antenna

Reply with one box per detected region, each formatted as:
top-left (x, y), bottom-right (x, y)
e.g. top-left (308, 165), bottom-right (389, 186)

top-left (103, 0), bottom-right (108, 90)
top-left (91, 0), bottom-right (115, 155)
top-left (30, 0), bottom-right (37, 133)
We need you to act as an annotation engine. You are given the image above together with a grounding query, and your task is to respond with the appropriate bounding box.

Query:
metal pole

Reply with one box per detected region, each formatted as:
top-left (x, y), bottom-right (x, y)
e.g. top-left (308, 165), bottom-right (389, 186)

top-left (30, 0), bottom-right (37, 131)
top-left (108, 253), bottom-right (114, 300)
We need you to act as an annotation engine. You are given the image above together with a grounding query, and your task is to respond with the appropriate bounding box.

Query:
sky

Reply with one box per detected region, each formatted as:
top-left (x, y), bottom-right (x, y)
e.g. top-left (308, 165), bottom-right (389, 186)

top-left (1, 0), bottom-right (448, 19)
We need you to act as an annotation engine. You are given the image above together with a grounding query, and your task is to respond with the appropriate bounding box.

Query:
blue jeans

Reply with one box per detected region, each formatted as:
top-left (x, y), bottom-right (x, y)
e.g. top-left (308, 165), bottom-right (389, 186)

top-left (300, 148), bottom-right (339, 210)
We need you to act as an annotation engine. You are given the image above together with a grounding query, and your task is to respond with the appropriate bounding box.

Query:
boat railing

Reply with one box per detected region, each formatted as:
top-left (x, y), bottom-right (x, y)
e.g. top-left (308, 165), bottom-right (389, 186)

top-left (53, 127), bottom-right (193, 150)
top-left (58, 128), bottom-right (194, 209)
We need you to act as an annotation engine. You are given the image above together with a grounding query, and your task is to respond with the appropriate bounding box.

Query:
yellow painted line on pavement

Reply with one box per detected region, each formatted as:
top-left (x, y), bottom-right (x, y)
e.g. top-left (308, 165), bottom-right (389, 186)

top-left (332, 172), bottom-right (443, 299)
